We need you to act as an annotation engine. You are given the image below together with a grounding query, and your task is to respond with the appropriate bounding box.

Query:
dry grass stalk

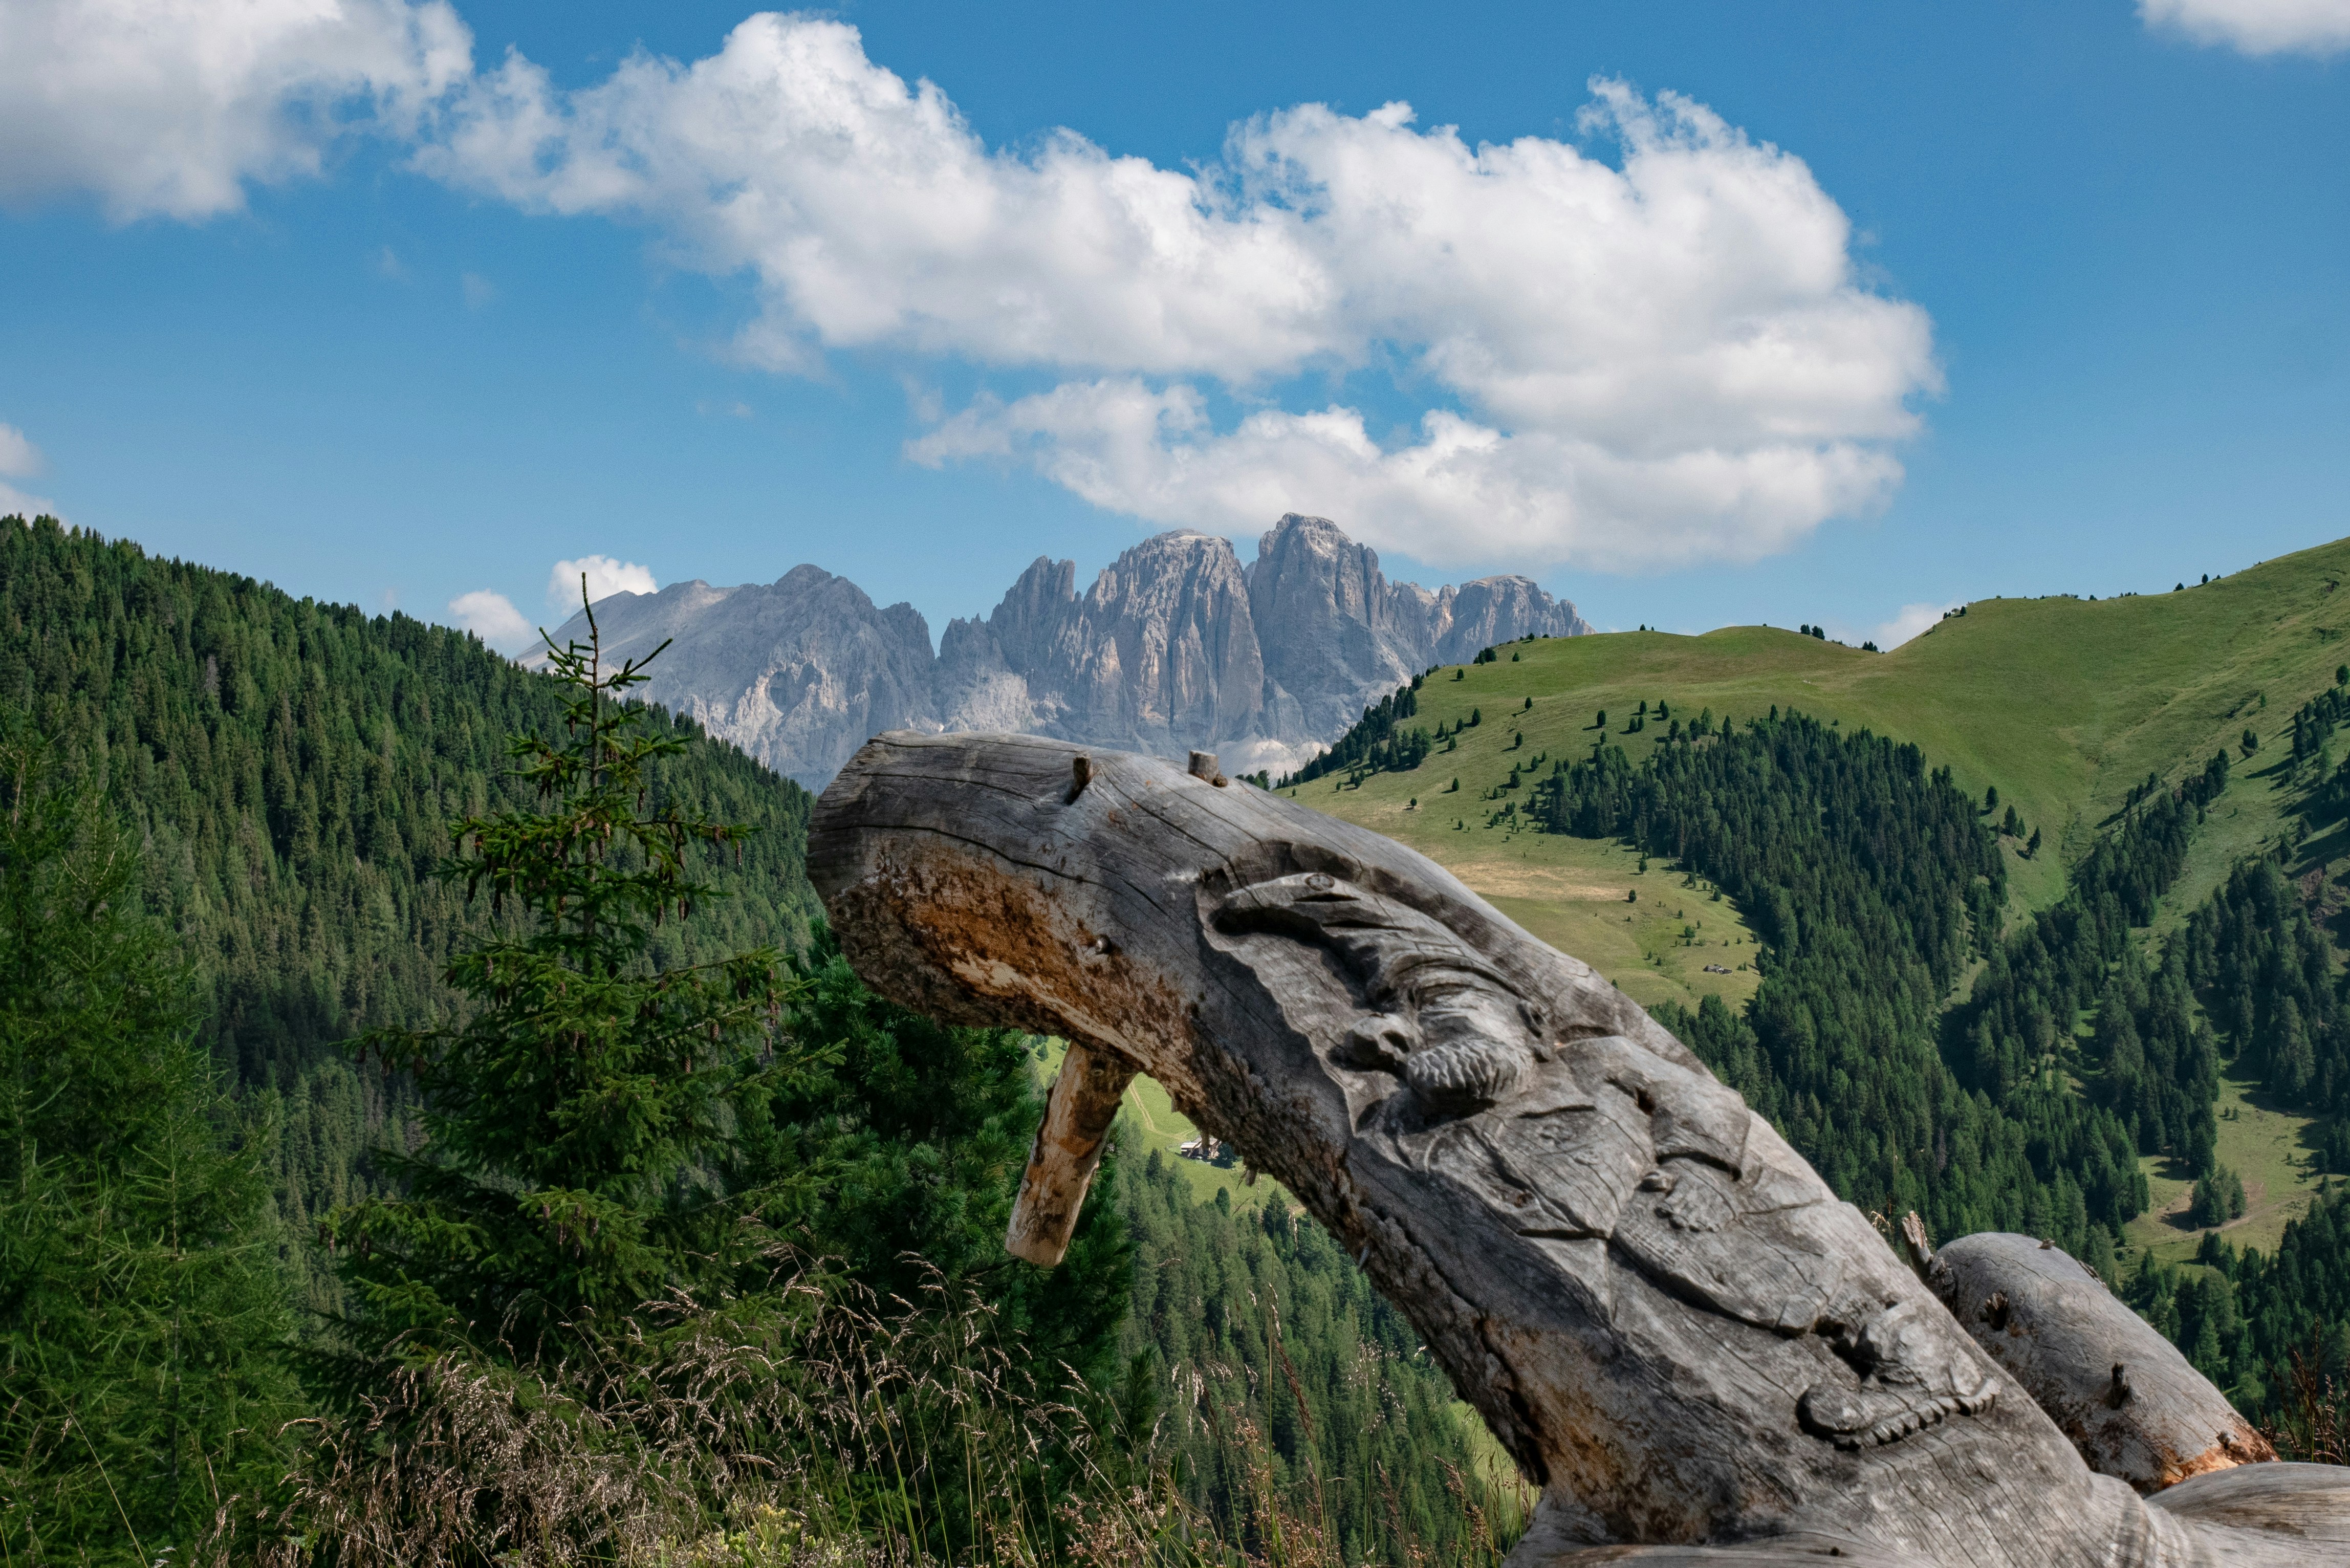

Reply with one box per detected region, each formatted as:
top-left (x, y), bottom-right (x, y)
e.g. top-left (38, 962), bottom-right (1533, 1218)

top-left (2260, 1327), bottom-right (2349, 1465)
top-left (275, 1261), bottom-right (1207, 1568)
top-left (274, 1248), bottom-right (1519, 1567)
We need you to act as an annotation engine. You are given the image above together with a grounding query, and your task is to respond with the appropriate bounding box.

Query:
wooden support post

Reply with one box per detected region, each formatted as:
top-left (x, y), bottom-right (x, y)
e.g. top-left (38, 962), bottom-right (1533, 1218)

top-left (1006, 1039), bottom-right (1135, 1266)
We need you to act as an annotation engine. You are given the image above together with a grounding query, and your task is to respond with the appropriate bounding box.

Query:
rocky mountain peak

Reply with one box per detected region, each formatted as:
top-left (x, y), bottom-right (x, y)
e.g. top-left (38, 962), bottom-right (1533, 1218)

top-left (1247, 514), bottom-right (1412, 742)
top-left (541, 515), bottom-right (1592, 788)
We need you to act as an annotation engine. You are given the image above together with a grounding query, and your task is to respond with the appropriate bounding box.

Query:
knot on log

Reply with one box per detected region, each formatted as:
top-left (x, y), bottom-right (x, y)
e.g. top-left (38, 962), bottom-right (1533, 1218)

top-left (1898, 1209), bottom-right (1934, 1281)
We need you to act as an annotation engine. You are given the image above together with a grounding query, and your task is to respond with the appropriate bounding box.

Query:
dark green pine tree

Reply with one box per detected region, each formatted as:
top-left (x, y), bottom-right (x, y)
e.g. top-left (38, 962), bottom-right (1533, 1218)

top-left (0, 730), bottom-right (297, 1563)
top-left (323, 600), bottom-right (800, 1374)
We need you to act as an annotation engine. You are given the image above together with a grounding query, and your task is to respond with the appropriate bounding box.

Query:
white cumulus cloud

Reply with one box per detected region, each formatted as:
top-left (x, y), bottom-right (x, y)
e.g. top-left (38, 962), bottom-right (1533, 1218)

top-left (548, 554), bottom-right (656, 613)
top-left (0, 0), bottom-right (473, 222)
top-left (447, 587), bottom-right (531, 649)
top-left (2141, 0), bottom-right (2350, 55)
top-left (0, 425), bottom-right (57, 518)
top-left (419, 16), bottom-right (1938, 571)
top-left (0, 424), bottom-right (46, 477)
top-left (0, 483), bottom-right (57, 519)
top-left (1868, 601), bottom-right (1950, 649)
top-left (908, 380), bottom-right (1902, 572)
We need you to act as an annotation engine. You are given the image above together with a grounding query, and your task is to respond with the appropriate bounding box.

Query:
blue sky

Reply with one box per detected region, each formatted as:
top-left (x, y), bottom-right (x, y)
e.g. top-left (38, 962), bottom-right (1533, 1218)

top-left (1, 0), bottom-right (2343, 650)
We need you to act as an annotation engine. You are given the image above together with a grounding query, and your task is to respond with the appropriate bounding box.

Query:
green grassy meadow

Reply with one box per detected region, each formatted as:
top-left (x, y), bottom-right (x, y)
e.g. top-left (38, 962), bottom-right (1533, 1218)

top-left (2128, 1069), bottom-right (2331, 1266)
top-left (1302, 535), bottom-right (2350, 917)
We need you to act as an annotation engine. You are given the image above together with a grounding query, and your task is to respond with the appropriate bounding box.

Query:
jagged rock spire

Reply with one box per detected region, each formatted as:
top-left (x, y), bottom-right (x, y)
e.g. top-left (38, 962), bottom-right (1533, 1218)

top-left (542, 515), bottom-right (1591, 790)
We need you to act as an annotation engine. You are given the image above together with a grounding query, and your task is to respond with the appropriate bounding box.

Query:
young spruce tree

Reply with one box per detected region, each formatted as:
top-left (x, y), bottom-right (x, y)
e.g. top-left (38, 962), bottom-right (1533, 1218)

top-left (324, 594), bottom-right (800, 1375)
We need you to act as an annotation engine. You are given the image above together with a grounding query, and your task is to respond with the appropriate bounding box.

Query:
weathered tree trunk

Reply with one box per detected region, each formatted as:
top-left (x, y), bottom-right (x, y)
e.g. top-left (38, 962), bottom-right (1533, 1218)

top-left (809, 733), bottom-right (2348, 1565)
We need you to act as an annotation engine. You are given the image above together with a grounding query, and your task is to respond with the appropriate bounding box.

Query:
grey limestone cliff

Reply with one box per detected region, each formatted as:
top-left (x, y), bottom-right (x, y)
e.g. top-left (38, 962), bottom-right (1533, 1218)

top-left (532, 564), bottom-right (941, 790)
top-left (539, 514), bottom-right (1590, 790)
top-left (936, 530), bottom-right (1269, 758)
top-left (1242, 514), bottom-right (1590, 746)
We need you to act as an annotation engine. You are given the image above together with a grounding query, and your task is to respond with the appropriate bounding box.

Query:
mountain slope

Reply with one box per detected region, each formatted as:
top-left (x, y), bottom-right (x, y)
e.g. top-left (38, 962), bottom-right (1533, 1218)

top-left (0, 516), bottom-right (825, 1312)
top-left (524, 564), bottom-right (945, 794)
top-left (1308, 539), bottom-right (2350, 920)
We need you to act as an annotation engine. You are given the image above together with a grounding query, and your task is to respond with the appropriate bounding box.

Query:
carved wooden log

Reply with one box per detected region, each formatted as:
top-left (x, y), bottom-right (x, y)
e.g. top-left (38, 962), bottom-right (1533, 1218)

top-left (809, 733), bottom-right (2349, 1565)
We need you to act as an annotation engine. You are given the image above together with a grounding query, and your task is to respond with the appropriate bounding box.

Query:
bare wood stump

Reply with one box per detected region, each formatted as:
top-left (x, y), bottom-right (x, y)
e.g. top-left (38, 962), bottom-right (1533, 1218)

top-left (810, 733), bottom-right (2349, 1565)
top-left (1925, 1231), bottom-right (2274, 1490)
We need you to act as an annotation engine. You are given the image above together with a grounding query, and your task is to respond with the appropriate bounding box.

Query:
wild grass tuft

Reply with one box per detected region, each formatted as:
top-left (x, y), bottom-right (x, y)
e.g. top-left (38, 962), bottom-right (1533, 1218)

top-left (272, 1252), bottom-right (1516, 1567)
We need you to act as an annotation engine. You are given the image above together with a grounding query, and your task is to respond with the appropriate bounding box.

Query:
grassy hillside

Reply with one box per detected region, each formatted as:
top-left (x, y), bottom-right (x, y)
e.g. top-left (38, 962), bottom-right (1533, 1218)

top-left (2132, 1068), bottom-right (2321, 1265)
top-left (1302, 536), bottom-right (2350, 922)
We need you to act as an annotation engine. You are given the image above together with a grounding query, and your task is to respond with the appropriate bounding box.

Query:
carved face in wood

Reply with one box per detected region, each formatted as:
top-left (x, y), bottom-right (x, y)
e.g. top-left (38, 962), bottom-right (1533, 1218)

top-left (1210, 866), bottom-right (1995, 1451)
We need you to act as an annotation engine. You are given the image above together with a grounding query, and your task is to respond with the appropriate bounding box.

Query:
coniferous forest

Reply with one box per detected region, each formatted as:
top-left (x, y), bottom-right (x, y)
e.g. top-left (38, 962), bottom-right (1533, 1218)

top-left (13, 513), bottom-right (2350, 1563)
top-left (0, 518), bottom-right (1520, 1566)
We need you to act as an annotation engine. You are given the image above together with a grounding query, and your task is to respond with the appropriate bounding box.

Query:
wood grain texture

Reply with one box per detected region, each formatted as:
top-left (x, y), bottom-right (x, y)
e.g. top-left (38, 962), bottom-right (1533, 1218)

top-left (810, 733), bottom-right (2341, 1566)
top-left (2150, 1463), bottom-right (2350, 1544)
